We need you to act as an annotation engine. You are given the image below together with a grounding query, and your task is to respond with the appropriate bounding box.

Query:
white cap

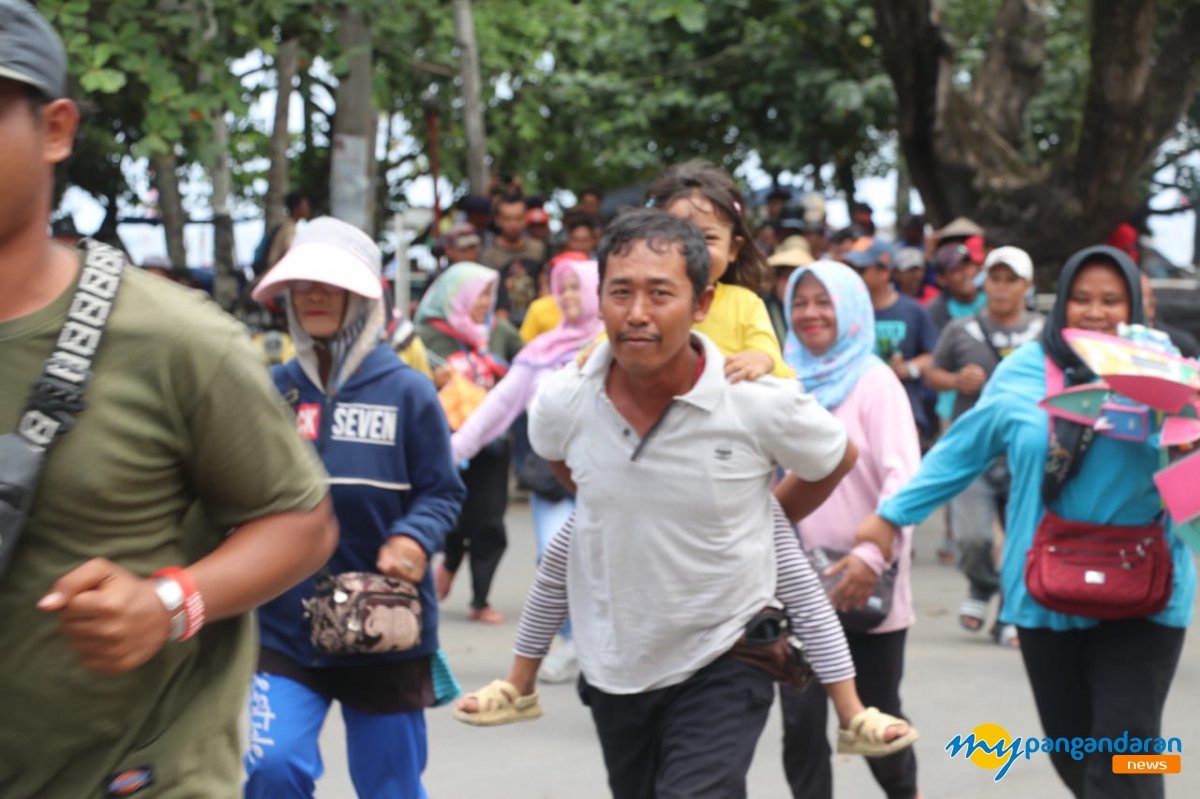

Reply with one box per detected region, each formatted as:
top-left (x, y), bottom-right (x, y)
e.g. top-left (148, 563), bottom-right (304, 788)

top-left (894, 247), bottom-right (927, 272)
top-left (252, 217), bottom-right (383, 301)
top-left (984, 246), bottom-right (1034, 281)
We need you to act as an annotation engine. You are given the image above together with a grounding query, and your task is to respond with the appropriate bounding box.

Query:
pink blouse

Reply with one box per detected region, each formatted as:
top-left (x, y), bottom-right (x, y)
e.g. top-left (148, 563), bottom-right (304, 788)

top-left (796, 362), bottom-right (921, 633)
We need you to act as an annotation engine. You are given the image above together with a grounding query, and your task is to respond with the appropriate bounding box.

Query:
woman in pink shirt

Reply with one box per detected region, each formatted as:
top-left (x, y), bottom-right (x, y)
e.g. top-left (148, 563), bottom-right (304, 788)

top-left (780, 259), bottom-right (922, 799)
top-left (448, 259), bottom-right (602, 681)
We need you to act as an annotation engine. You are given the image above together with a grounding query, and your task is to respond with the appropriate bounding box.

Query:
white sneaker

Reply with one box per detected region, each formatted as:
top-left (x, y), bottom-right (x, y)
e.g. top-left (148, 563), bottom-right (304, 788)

top-left (538, 639), bottom-right (578, 684)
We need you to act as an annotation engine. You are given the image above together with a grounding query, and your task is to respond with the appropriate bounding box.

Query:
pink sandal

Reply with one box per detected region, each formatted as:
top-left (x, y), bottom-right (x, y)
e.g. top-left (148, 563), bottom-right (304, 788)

top-left (468, 607), bottom-right (505, 624)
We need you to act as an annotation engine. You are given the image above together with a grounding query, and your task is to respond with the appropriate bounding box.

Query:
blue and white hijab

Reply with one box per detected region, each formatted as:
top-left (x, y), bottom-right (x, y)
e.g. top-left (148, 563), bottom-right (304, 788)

top-left (783, 259), bottom-right (884, 410)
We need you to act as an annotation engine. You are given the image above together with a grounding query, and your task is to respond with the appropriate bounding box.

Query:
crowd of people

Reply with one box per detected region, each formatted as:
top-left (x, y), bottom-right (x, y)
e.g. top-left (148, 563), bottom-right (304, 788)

top-left (3, 3), bottom-right (1199, 799)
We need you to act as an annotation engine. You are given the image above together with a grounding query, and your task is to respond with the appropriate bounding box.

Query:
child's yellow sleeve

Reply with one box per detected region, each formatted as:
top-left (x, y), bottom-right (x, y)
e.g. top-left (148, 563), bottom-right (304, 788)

top-left (737, 287), bottom-right (794, 379)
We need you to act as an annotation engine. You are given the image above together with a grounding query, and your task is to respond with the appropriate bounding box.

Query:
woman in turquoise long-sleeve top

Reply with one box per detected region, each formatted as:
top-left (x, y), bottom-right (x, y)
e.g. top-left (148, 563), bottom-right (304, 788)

top-left (859, 245), bottom-right (1195, 799)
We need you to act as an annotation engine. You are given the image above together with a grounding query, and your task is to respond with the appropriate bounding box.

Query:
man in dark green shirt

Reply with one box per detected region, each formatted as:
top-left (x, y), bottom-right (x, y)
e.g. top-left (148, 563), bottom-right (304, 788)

top-left (0, 4), bottom-right (338, 796)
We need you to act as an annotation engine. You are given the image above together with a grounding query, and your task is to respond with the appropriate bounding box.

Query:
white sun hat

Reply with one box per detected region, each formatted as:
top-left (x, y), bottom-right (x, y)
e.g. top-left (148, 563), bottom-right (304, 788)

top-left (252, 216), bottom-right (383, 301)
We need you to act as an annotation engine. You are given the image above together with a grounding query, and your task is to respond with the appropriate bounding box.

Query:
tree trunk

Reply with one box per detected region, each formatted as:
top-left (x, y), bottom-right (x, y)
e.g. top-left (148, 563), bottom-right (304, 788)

top-left (300, 71), bottom-right (315, 160)
top-left (297, 69), bottom-right (328, 213)
top-left (374, 111), bottom-right (401, 236)
top-left (210, 110), bottom-right (239, 310)
top-left (873, 0), bottom-right (1200, 279)
top-left (187, 0), bottom-right (237, 306)
top-left (152, 151), bottom-right (188, 270)
top-left (834, 157), bottom-right (856, 210)
top-left (95, 187), bottom-right (125, 252)
top-left (808, 152), bottom-right (826, 192)
top-left (895, 154), bottom-right (912, 220)
top-left (330, 8), bottom-right (376, 234)
top-left (971, 0), bottom-right (1048, 148)
top-left (265, 37), bottom-right (300, 233)
top-left (453, 0), bottom-right (488, 195)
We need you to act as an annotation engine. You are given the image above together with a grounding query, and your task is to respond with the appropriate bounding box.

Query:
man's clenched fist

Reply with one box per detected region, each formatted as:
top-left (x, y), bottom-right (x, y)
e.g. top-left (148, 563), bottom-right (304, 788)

top-left (38, 558), bottom-right (172, 674)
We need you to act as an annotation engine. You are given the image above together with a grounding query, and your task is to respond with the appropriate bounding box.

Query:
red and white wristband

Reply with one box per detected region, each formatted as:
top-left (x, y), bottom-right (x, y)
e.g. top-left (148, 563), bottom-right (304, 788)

top-left (151, 567), bottom-right (205, 642)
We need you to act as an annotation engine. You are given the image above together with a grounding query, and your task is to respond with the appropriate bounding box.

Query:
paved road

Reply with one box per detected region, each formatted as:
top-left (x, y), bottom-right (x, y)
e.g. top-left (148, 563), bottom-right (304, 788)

top-left (310, 501), bottom-right (1200, 798)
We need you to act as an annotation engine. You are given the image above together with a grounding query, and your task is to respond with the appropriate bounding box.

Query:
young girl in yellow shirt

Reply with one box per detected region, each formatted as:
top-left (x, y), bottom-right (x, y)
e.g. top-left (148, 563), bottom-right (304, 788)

top-left (574, 160), bottom-right (792, 377)
top-left (650, 159), bottom-right (793, 380)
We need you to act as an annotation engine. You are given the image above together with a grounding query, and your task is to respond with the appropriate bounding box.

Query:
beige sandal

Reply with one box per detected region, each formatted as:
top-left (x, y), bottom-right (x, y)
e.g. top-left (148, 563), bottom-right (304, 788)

top-left (837, 707), bottom-right (920, 757)
top-left (453, 680), bottom-right (543, 727)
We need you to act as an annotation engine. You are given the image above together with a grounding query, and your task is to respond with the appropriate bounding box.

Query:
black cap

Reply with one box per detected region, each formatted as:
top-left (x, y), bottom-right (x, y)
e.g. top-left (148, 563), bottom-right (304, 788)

top-left (462, 195), bottom-right (492, 214)
top-left (0, 0), bottom-right (67, 99)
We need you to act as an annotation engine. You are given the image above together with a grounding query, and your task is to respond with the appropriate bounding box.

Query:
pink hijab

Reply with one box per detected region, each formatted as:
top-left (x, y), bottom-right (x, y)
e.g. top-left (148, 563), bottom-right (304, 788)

top-left (515, 259), bottom-right (602, 368)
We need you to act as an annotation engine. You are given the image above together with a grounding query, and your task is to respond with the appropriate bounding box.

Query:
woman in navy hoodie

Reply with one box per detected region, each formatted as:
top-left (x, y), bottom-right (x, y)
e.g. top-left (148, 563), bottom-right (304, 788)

top-left (243, 218), bottom-right (466, 798)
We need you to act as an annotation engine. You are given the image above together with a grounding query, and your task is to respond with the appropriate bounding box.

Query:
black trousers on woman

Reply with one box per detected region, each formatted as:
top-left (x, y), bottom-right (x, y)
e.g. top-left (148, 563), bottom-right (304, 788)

top-left (1018, 620), bottom-right (1185, 799)
top-left (442, 440), bottom-right (510, 609)
top-left (780, 628), bottom-right (917, 799)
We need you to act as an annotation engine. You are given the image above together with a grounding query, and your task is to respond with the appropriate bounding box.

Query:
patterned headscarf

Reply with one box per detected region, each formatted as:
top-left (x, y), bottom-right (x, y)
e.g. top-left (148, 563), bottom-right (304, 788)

top-left (415, 262), bottom-right (499, 350)
top-left (783, 259), bottom-right (884, 410)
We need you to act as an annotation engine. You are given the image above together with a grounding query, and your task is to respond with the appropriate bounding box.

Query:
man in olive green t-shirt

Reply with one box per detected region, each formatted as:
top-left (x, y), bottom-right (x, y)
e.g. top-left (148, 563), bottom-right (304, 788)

top-left (0, 4), bottom-right (338, 797)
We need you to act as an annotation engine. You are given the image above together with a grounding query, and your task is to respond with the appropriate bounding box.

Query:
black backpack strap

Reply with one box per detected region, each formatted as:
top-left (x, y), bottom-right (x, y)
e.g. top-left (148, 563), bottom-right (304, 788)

top-left (17, 239), bottom-right (127, 450)
top-left (0, 240), bottom-right (127, 580)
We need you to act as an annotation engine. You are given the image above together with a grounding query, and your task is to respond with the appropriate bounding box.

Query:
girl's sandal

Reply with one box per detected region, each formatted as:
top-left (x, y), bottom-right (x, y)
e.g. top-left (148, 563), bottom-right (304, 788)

top-left (958, 597), bottom-right (988, 633)
top-left (993, 623), bottom-right (1020, 649)
top-left (837, 707), bottom-right (920, 758)
top-left (453, 680), bottom-right (543, 727)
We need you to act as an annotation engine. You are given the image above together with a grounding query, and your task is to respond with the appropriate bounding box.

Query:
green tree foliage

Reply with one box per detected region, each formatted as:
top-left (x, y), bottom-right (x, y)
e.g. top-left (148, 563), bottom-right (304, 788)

top-left (391, 0), bottom-right (899, 198)
top-left (48, 0), bottom-right (906, 217)
top-left (43, 0), bottom-right (273, 229)
top-left (40, 0), bottom-right (1200, 255)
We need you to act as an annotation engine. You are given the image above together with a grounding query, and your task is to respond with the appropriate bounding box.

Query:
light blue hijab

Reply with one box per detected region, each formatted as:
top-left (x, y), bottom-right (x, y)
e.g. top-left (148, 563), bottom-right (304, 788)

top-left (783, 259), bottom-right (884, 410)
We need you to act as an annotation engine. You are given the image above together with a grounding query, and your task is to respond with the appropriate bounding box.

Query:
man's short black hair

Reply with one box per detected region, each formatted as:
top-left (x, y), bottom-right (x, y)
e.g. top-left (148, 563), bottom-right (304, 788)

top-left (497, 192), bottom-right (526, 209)
top-left (579, 187), bottom-right (603, 201)
top-left (461, 194), bottom-right (492, 214)
top-left (285, 191), bottom-right (308, 213)
top-left (830, 227), bottom-right (857, 245)
top-left (563, 211), bottom-right (599, 234)
top-left (595, 209), bottom-right (710, 304)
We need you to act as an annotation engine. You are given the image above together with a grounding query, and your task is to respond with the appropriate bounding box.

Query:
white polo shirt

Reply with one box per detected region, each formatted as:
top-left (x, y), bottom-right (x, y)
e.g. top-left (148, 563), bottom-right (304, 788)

top-left (528, 332), bottom-right (848, 693)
